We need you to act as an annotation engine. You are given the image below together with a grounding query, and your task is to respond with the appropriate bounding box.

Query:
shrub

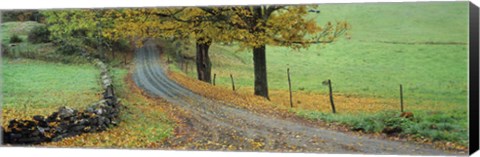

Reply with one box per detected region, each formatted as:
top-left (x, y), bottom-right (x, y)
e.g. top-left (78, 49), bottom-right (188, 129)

top-left (110, 39), bottom-right (131, 52)
top-left (9, 34), bottom-right (23, 43)
top-left (56, 43), bottom-right (85, 55)
top-left (1, 10), bottom-right (43, 22)
top-left (28, 25), bottom-right (51, 44)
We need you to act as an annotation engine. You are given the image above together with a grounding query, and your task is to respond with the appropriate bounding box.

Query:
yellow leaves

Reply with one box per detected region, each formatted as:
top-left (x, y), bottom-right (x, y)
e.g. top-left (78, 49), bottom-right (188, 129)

top-left (168, 69), bottom-right (449, 120)
top-left (250, 140), bottom-right (265, 150)
top-left (168, 71), bottom-right (290, 117)
top-left (104, 8), bottom-right (194, 43)
top-left (49, 122), bottom-right (60, 127)
top-left (305, 20), bottom-right (320, 34)
top-left (227, 144), bottom-right (237, 150)
top-left (41, 107), bottom-right (166, 148)
top-left (134, 40), bottom-right (145, 48)
top-left (101, 31), bottom-right (113, 40)
top-left (41, 5), bottom-right (349, 51)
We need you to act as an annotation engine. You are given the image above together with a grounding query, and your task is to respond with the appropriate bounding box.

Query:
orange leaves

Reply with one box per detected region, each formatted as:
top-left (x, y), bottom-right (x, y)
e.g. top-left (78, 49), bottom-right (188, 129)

top-left (104, 7), bottom-right (226, 46)
top-left (167, 71), bottom-right (293, 117)
top-left (167, 70), bottom-right (450, 118)
top-left (305, 20), bottom-right (320, 34)
top-left (260, 5), bottom-right (349, 49)
top-left (269, 90), bottom-right (400, 114)
top-left (67, 5), bottom-right (350, 51)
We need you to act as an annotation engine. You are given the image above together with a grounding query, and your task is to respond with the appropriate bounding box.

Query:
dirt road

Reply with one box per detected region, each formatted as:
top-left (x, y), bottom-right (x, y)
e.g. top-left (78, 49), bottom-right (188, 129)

top-left (132, 42), bottom-right (459, 155)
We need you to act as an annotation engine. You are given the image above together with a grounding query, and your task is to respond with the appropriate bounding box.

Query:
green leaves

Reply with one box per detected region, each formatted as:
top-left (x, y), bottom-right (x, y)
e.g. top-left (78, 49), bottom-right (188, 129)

top-left (41, 9), bottom-right (114, 54)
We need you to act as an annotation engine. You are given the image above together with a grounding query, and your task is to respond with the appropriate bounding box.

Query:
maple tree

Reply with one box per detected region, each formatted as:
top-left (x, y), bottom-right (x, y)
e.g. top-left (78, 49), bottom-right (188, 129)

top-left (200, 5), bottom-right (350, 99)
top-left (105, 6), bottom-right (348, 93)
top-left (104, 8), bottom-right (226, 83)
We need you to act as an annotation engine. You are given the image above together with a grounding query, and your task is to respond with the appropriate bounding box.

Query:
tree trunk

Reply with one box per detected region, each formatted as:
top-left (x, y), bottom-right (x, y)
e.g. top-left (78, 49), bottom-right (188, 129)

top-left (253, 45), bottom-right (270, 100)
top-left (124, 51), bottom-right (127, 65)
top-left (195, 39), bottom-right (212, 83)
top-left (111, 50), bottom-right (115, 60)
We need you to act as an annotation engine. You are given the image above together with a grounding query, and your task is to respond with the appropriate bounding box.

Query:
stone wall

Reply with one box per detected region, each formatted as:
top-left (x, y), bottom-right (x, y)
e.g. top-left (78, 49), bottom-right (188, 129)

top-left (2, 59), bottom-right (121, 145)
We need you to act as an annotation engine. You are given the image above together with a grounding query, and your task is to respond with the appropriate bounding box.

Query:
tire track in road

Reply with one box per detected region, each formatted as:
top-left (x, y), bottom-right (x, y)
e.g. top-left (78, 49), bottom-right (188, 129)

top-left (132, 42), bottom-right (459, 155)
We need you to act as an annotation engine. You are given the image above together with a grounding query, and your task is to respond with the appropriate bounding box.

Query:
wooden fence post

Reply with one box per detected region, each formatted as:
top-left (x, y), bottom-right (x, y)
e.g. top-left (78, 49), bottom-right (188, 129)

top-left (287, 68), bottom-right (293, 108)
top-left (180, 61), bottom-right (184, 72)
top-left (230, 74), bottom-right (235, 91)
top-left (185, 61), bottom-right (189, 74)
top-left (213, 73), bottom-right (216, 85)
top-left (190, 63), bottom-right (196, 75)
top-left (328, 79), bottom-right (336, 114)
top-left (400, 84), bottom-right (404, 112)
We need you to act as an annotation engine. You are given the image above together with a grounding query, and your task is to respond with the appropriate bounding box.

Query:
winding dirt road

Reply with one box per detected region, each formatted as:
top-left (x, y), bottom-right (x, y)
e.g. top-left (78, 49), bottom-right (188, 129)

top-left (132, 42), bottom-right (459, 155)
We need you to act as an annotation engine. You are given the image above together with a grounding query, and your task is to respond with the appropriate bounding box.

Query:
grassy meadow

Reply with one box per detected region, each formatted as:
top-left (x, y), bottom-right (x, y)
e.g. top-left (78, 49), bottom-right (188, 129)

top-left (169, 2), bottom-right (469, 145)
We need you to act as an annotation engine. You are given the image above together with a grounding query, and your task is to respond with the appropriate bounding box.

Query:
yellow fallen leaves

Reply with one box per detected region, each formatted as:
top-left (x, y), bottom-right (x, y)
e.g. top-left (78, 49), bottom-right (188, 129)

top-left (269, 90), bottom-right (398, 114)
top-left (167, 71), bottom-right (290, 117)
top-left (250, 140), bottom-right (265, 150)
top-left (168, 71), bottom-right (453, 115)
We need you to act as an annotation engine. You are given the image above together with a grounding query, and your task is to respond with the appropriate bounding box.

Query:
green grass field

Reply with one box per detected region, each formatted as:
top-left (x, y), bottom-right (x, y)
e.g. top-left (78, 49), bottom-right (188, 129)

top-left (2, 58), bottom-right (101, 120)
top-left (172, 2), bottom-right (469, 145)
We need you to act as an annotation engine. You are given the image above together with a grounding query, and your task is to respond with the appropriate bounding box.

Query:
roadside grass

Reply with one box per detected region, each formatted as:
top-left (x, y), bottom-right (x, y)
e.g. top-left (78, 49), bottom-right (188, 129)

top-left (42, 69), bottom-right (175, 148)
top-left (1, 58), bottom-right (101, 126)
top-left (165, 2), bottom-right (469, 147)
top-left (296, 110), bottom-right (468, 148)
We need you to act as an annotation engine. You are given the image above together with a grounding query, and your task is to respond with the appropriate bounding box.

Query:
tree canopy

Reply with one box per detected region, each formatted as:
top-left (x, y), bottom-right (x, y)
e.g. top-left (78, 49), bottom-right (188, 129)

top-left (40, 5), bottom-right (349, 99)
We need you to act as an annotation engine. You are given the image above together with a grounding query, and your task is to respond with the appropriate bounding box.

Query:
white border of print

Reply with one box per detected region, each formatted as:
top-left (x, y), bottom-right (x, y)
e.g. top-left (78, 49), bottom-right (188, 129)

top-left (0, 0), bottom-right (473, 9)
top-left (1, 0), bottom-right (479, 157)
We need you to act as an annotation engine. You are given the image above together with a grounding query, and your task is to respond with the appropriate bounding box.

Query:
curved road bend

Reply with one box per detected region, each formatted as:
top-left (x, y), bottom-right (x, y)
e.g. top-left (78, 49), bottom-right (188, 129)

top-left (132, 42), bottom-right (459, 155)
